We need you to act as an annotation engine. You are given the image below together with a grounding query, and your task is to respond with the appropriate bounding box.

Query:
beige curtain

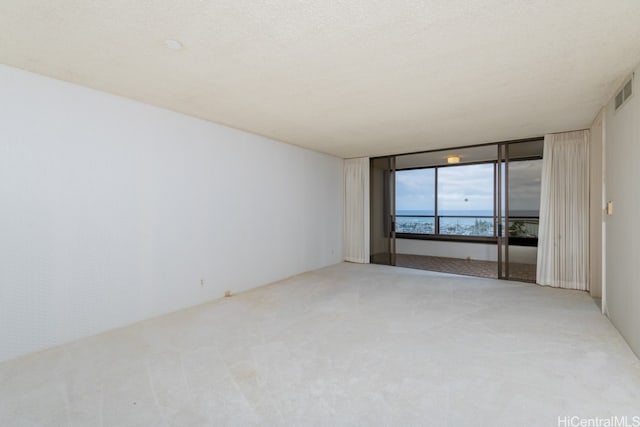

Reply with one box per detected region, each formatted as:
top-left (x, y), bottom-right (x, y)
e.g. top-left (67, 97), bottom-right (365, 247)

top-left (344, 158), bottom-right (370, 263)
top-left (536, 130), bottom-right (590, 290)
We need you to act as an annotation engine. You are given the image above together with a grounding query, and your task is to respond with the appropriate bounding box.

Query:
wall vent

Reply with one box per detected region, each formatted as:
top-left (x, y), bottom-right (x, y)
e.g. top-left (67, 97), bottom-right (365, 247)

top-left (615, 74), bottom-right (633, 111)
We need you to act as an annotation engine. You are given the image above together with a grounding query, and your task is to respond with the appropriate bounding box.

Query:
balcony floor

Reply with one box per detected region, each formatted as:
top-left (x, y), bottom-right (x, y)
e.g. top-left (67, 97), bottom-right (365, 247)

top-left (395, 254), bottom-right (537, 283)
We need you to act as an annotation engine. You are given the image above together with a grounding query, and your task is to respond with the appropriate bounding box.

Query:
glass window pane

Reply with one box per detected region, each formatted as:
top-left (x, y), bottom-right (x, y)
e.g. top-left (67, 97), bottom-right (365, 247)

top-left (439, 216), bottom-right (494, 236)
top-left (438, 163), bottom-right (494, 236)
top-left (508, 159), bottom-right (542, 238)
top-left (395, 168), bottom-right (435, 234)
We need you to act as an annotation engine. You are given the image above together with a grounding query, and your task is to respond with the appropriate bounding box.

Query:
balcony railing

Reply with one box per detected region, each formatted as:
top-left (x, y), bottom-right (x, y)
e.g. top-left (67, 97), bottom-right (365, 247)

top-left (395, 215), bottom-right (539, 239)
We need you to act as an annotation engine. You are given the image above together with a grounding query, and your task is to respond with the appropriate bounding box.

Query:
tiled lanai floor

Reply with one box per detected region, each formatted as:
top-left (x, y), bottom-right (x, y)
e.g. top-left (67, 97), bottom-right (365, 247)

top-left (395, 253), bottom-right (537, 282)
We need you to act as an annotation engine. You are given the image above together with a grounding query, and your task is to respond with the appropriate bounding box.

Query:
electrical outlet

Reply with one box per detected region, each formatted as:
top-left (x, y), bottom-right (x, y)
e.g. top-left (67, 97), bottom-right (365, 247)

top-left (224, 290), bottom-right (232, 297)
top-left (200, 279), bottom-right (204, 286)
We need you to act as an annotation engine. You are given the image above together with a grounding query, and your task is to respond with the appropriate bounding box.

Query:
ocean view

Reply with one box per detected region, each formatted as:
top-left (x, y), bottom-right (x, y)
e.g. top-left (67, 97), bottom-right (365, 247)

top-left (396, 210), bottom-right (539, 217)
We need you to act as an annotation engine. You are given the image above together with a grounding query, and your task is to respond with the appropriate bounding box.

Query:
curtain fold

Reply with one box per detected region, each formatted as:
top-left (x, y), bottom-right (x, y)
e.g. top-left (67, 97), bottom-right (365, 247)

top-left (536, 130), bottom-right (590, 290)
top-left (344, 158), bottom-right (370, 263)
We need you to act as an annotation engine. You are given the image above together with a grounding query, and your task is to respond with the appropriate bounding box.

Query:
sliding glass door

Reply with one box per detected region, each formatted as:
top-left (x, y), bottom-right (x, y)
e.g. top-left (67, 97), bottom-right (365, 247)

top-left (497, 144), bottom-right (508, 279)
top-left (369, 156), bottom-right (396, 265)
top-left (499, 140), bottom-right (543, 282)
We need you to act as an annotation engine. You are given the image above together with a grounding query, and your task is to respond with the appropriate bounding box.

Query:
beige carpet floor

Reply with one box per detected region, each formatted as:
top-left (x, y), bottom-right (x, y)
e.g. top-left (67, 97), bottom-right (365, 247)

top-left (1, 263), bottom-right (637, 426)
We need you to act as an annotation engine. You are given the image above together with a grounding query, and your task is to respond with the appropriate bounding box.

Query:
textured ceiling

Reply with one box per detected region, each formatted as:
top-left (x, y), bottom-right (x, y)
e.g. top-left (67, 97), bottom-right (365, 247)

top-left (2, 1), bottom-right (640, 158)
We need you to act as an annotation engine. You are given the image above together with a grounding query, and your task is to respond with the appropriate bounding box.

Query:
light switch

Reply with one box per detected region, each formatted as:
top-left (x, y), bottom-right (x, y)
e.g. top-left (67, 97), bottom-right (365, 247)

top-left (606, 201), bottom-right (613, 216)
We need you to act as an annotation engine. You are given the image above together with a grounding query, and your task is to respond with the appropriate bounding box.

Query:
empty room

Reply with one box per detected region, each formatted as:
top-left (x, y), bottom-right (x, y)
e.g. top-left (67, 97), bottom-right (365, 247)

top-left (1, 1), bottom-right (640, 426)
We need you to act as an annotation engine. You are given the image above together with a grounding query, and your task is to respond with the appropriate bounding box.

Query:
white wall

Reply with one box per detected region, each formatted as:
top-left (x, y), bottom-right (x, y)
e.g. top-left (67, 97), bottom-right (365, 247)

top-left (589, 110), bottom-right (604, 298)
top-left (397, 239), bottom-right (497, 261)
top-left (604, 65), bottom-right (640, 357)
top-left (396, 239), bottom-right (537, 264)
top-left (0, 65), bottom-right (344, 362)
